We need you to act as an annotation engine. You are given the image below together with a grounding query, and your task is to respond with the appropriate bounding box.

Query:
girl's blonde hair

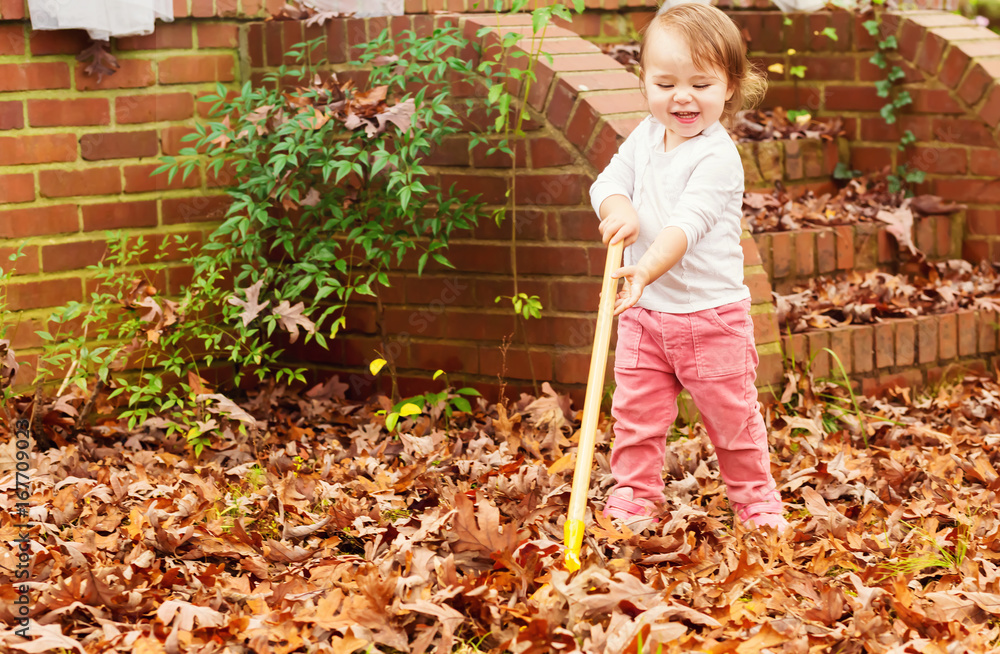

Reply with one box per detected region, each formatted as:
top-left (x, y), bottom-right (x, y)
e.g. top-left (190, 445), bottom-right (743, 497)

top-left (638, 2), bottom-right (766, 127)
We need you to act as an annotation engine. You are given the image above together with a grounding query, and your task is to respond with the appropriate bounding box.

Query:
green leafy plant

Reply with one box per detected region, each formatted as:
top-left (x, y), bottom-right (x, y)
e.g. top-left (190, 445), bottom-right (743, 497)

top-left (22, 24), bottom-right (489, 448)
top-left (863, 6), bottom-right (925, 195)
top-left (495, 292), bottom-right (542, 320)
top-left (34, 232), bottom-right (210, 433)
top-left (370, 358), bottom-right (481, 432)
top-left (157, 26), bottom-right (486, 397)
top-left (30, 25), bottom-right (489, 452)
top-left (818, 26), bottom-right (839, 41)
top-left (833, 161), bottom-right (863, 180)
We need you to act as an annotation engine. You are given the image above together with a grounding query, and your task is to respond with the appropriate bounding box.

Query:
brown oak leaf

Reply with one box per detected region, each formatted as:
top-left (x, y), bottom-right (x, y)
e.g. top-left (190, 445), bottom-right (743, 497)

top-left (76, 40), bottom-right (119, 83)
top-left (451, 491), bottom-right (523, 557)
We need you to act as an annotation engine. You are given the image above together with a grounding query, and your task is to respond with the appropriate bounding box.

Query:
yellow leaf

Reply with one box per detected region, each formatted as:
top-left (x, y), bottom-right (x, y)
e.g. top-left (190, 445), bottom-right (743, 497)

top-left (369, 358), bottom-right (387, 376)
top-left (133, 635), bottom-right (167, 654)
top-left (127, 506), bottom-right (144, 539)
top-left (767, 63), bottom-right (784, 74)
top-left (186, 427), bottom-right (200, 441)
top-left (399, 402), bottom-right (422, 417)
top-left (433, 369), bottom-right (445, 380)
top-left (547, 453), bottom-right (574, 475)
top-left (787, 48), bottom-right (797, 55)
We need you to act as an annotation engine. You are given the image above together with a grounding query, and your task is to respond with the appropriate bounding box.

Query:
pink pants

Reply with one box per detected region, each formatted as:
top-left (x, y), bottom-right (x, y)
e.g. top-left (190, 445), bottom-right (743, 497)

top-left (610, 298), bottom-right (781, 507)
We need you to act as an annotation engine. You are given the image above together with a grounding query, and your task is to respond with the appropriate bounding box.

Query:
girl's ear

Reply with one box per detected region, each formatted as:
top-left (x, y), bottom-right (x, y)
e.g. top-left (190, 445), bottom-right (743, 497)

top-left (726, 82), bottom-right (735, 102)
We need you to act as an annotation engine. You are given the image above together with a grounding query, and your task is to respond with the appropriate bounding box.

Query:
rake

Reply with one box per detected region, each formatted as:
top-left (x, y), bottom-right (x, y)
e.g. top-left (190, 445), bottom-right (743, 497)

top-left (563, 238), bottom-right (623, 571)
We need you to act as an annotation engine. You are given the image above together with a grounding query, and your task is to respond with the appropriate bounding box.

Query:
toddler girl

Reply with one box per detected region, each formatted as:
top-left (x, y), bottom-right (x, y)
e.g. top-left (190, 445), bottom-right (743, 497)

top-left (591, 2), bottom-right (789, 533)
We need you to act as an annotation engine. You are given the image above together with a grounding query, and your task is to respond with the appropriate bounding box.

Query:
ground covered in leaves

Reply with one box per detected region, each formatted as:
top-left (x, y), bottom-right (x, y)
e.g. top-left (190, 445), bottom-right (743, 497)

top-left (6, 370), bottom-right (1000, 653)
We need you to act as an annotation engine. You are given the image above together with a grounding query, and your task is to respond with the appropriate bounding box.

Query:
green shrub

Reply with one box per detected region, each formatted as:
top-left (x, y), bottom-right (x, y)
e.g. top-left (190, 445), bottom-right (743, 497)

top-left (34, 23), bottom-right (487, 451)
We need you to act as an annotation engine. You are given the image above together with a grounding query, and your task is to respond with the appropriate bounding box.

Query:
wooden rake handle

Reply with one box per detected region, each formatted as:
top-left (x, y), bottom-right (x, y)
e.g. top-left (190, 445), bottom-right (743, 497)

top-left (564, 238), bottom-right (624, 571)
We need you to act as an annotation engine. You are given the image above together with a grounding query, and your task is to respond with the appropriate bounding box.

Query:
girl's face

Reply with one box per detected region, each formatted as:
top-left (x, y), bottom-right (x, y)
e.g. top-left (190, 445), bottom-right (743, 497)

top-left (642, 26), bottom-right (733, 151)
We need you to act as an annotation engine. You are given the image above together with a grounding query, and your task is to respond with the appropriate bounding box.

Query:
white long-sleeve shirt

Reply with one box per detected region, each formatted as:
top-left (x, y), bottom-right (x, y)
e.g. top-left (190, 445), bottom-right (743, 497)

top-left (589, 116), bottom-right (749, 314)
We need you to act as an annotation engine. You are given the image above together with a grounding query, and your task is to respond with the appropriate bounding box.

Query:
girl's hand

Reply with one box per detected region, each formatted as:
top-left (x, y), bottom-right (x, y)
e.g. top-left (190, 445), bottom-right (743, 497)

top-left (611, 266), bottom-right (650, 315)
top-left (599, 211), bottom-right (640, 246)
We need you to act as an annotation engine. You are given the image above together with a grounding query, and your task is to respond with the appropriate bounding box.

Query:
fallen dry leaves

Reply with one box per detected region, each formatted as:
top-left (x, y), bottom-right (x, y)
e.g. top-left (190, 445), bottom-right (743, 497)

top-left (5, 370), bottom-right (1000, 652)
top-left (743, 174), bottom-right (966, 234)
top-left (775, 258), bottom-right (1000, 333)
top-left (731, 107), bottom-right (846, 144)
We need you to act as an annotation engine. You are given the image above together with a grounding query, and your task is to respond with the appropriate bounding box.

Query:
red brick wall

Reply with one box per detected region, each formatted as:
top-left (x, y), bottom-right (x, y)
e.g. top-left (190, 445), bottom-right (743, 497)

top-left (0, 7), bottom-right (263, 383)
top-left (0, 0), bottom-right (283, 19)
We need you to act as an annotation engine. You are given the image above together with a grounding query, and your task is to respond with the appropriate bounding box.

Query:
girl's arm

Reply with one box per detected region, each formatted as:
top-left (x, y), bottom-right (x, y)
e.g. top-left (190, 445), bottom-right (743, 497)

top-left (667, 148), bottom-right (744, 252)
top-left (589, 119), bottom-right (647, 217)
top-left (611, 227), bottom-right (687, 315)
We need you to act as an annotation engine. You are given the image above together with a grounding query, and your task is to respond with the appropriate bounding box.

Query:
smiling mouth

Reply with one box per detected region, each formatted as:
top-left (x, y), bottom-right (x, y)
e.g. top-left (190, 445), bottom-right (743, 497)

top-left (673, 112), bottom-right (699, 119)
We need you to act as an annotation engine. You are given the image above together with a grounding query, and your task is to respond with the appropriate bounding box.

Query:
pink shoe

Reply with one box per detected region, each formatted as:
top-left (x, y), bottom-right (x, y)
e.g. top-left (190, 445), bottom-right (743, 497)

top-left (603, 488), bottom-right (659, 533)
top-left (732, 500), bottom-right (789, 533)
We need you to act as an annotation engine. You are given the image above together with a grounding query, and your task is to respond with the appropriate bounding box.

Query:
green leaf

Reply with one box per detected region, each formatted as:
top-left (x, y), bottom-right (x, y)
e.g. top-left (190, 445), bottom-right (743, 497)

top-left (531, 7), bottom-right (550, 34)
top-left (431, 253), bottom-right (454, 268)
top-left (399, 185), bottom-right (412, 212)
top-left (451, 397), bottom-right (472, 413)
top-left (455, 387), bottom-right (481, 396)
top-left (487, 83), bottom-right (504, 106)
top-left (833, 162), bottom-right (861, 180)
top-left (386, 412), bottom-right (400, 432)
top-left (880, 103), bottom-right (897, 123)
top-left (863, 19), bottom-right (880, 36)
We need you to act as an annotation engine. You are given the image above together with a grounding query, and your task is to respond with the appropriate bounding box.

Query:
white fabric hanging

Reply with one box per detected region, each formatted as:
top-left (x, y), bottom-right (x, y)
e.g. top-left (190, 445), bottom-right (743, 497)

top-left (300, 0), bottom-right (403, 18)
top-left (28, 0), bottom-right (174, 41)
top-left (768, 0), bottom-right (828, 12)
top-left (658, 0), bottom-right (827, 13)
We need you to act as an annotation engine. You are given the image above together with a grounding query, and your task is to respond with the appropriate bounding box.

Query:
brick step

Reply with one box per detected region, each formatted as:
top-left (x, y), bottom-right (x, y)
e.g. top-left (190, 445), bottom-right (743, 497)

top-left (752, 214), bottom-right (959, 295)
top-left (780, 309), bottom-right (998, 396)
top-left (738, 135), bottom-right (845, 193)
